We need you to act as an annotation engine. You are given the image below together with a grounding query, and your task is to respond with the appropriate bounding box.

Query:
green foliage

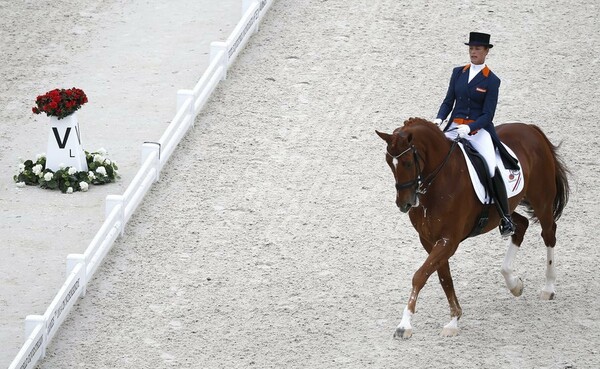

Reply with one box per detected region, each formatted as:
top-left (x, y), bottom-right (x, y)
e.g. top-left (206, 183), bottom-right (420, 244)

top-left (14, 150), bottom-right (119, 193)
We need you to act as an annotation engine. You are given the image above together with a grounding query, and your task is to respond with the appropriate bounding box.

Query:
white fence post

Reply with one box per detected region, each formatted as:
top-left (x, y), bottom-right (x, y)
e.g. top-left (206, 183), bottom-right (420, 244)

top-left (24, 315), bottom-right (45, 357)
top-left (141, 142), bottom-right (161, 181)
top-left (242, 0), bottom-right (255, 14)
top-left (177, 89), bottom-right (196, 125)
top-left (66, 254), bottom-right (87, 296)
top-left (244, 0), bottom-right (263, 33)
top-left (105, 195), bottom-right (125, 235)
top-left (210, 41), bottom-right (228, 80)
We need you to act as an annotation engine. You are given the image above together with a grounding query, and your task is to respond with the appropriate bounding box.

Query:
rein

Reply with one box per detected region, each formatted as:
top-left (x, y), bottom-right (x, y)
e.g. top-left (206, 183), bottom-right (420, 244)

top-left (387, 139), bottom-right (459, 195)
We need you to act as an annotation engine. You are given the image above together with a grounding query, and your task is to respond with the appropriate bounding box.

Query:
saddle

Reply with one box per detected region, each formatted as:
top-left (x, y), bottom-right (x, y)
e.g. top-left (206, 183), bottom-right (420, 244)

top-left (458, 139), bottom-right (490, 197)
top-left (458, 139), bottom-right (523, 238)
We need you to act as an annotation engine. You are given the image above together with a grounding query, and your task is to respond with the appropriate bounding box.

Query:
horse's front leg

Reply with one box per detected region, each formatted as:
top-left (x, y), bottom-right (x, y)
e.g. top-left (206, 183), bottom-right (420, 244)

top-left (437, 260), bottom-right (462, 337)
top-left (394, 238), bottom-right (456, 339)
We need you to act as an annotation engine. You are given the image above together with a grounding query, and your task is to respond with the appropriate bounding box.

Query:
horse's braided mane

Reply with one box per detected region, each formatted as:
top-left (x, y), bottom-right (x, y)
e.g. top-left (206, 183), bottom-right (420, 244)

top-left (391, 118), bottom-right (438, 146)
top-left (403, 117), bottom-right (432, 127)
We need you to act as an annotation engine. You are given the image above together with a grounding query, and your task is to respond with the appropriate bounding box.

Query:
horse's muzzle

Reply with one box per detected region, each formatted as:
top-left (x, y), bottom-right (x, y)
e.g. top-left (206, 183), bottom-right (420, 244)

top-left (396, 192), bottom-right (418, 213)
top-left (396, 197), bottom-right (414, 213)
top-left (398, 203), bottom-right (412, 213)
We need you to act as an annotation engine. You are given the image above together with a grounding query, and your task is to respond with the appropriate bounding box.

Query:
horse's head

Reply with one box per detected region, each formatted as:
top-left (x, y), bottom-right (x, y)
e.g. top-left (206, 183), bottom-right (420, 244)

top-left (376, 117), bottom-right (448, 212)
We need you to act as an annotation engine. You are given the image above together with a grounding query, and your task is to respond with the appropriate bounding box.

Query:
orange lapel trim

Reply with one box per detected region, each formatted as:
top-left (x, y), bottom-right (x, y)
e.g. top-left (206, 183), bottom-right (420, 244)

top-left (462, 64), bottom-right (491, 77)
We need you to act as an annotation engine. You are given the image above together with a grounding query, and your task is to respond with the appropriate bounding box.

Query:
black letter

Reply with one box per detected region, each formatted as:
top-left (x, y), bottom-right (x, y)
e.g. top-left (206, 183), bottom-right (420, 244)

top-left (52, 127), bottom-right (72, 149)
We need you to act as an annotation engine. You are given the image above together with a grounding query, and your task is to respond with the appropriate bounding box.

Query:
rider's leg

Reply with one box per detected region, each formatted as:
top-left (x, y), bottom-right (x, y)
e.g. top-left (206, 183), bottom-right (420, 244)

top-left (466, 129), bottom-right (515, 237)
top-left (490, 167), bottom-right (516, 237)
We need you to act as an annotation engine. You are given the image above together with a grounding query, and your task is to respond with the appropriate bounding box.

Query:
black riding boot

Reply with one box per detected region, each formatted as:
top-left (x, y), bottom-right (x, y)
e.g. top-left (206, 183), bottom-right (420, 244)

top-left (490, 168), bottom-right (516, 237)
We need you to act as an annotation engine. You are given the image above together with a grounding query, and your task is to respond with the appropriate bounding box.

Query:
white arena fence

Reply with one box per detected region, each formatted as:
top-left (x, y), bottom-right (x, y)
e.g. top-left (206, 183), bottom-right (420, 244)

top-left (8, 1), bottom-right (274, 367)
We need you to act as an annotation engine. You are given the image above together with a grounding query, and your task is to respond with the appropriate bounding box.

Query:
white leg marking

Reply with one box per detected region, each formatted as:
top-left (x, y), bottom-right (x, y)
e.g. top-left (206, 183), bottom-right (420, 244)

top-left (440, 316), bottom-right (459, 337)
top-left (394, 306), bottom-right (413, 339)
top-left (501, 240), bottom-right (524, 296)
top-left (540, 247), bottom-right (556, 300)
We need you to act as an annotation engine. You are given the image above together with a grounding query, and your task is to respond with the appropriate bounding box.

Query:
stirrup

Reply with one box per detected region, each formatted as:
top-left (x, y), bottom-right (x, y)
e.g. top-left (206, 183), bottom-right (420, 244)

top-left (499, 218), bottom-right (515, 237)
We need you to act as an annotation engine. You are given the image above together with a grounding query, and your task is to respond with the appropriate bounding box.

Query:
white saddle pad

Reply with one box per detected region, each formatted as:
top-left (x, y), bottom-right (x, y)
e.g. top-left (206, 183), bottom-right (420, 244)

top-left (458, 143), bottom-right (524, 204)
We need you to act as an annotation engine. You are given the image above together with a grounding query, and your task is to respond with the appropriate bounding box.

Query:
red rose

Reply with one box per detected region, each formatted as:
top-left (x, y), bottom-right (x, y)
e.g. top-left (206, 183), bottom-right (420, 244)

top-left (33, 87), bottom-right (87, 118)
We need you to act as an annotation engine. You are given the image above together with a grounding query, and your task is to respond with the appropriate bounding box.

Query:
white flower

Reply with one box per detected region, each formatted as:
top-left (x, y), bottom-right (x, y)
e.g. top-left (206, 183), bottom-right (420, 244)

top-left (79, 182), bottom-right (89, 192)
top-left (88, 171), bottom-right (96, 180)
top-left (97, 148), bottom-right (108, 156)
top-left (18, 163), bottom-right (25, 173)
top-left (16, 182), bottom-right (26, 188)
top-left (32, 164), bottom-right (43, 176)
top-left (68, 167), bottom-right (77, 175)
top-left (59, 163), bottom-right (66, 170)
top-left (44, 172), bottom-right (53, 181)
top-left (36, 153), bottom-right (46, 160)
top-left (104, 159), bottom-right (111, 165)
top-left (96, 166), bottom-right (107, 176)
top-left (66, 187), bottom-right (74, 194)
top-left (94, 154), bottom-right (104, 163)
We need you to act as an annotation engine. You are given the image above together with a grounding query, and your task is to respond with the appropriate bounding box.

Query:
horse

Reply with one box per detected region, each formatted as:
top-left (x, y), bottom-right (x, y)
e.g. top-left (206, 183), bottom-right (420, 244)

top-left (375, 117), bottom-right (570, 339)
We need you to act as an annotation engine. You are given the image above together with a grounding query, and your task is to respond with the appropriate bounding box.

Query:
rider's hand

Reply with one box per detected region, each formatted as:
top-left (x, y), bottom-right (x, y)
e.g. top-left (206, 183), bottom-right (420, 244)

top-left (433, 118), bottom-right (444, 130)
top-left (455, 124), bottom-right (471, 138)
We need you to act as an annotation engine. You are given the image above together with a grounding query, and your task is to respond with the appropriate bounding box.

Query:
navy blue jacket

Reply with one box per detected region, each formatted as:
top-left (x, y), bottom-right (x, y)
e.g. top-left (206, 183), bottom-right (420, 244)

top-left (437, 64), bottom-right (518, 170)
top-left (437, 64), bottom-right (500, 137)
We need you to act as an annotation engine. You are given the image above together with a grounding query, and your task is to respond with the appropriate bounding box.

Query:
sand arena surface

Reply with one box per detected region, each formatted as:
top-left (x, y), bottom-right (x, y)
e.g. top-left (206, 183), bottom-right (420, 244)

top-left (3, 0), bottom-right (600, 368)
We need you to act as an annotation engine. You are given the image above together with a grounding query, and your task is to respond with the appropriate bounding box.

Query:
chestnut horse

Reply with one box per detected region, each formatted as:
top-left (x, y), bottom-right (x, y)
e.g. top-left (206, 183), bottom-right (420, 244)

top-left (376, 117), bottom-right (569, 338)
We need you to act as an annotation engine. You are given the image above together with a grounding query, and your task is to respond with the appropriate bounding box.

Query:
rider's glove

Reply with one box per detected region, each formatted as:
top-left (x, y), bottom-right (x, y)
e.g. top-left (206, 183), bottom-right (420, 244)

top-left (433, 118), bottom-right (444, 130)
top-left (455, 124), bottom-right (471, 138)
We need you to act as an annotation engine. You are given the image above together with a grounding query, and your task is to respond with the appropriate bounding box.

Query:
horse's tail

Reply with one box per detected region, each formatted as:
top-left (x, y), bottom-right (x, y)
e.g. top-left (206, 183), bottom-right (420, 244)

top-left (531, 125), bottom-right (571, 221)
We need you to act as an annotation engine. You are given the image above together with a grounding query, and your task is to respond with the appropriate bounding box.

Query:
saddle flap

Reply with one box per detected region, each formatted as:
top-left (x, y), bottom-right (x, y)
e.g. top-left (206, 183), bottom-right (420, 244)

top-left (458, 141), bottom-right (524, 204)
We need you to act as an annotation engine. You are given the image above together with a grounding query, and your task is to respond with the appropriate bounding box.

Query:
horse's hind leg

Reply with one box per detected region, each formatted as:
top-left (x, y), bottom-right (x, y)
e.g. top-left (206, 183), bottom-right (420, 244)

top-left (527, 188), bottom-right (559, 300)
top-left (539, 216), bottom-right (558, 300)
top-left (540, 244), bottom-right (557, 300)
top-left (437, 260), bottom-right (462, 337)
top-left (501, 212), bottom-right (529, 297)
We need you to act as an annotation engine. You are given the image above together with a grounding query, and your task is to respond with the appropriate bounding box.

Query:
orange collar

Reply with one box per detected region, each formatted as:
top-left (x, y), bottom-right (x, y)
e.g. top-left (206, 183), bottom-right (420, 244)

top-left (462, 64), bottom-right (490, 77)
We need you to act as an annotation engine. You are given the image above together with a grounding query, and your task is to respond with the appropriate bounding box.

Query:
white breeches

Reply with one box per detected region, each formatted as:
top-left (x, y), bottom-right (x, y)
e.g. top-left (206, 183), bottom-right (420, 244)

top-left (445, 123), bottom-right (496, 176)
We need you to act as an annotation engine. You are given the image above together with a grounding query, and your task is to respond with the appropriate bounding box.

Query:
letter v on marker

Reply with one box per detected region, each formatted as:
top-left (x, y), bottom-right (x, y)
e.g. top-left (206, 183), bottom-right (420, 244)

top-left (52, 127), bottom-right (71, 149)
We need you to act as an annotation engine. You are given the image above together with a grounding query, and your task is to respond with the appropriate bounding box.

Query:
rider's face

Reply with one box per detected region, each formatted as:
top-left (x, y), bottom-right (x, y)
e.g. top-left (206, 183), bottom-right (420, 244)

top-left (469, 45), bottom-right (489, 65)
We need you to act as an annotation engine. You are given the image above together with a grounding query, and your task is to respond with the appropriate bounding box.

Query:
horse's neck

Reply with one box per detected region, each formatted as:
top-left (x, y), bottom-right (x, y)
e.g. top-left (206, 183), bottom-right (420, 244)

top-left (416, 133), bottom-right (454, 173)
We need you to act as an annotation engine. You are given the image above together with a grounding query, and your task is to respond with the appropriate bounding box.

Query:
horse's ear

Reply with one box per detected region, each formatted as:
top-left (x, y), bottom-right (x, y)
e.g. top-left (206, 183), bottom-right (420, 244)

top-left (375, 130), bottom-right (392, 143)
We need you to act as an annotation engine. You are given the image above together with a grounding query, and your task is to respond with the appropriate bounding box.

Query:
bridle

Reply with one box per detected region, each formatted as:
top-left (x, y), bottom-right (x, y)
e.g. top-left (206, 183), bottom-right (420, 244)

top-left (387, 139), bottom-right (459, 195)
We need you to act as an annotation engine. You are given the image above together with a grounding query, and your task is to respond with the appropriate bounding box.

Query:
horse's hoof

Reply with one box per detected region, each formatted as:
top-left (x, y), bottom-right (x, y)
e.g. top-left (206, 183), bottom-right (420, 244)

top-left (440, 327), bottom-right (459, 337)
top-left (393, 327), bottom-right (413, 339)
top-left (540, 290), bottom-right (555, 300)
top-left (510, 277), bottom-right (524, 297)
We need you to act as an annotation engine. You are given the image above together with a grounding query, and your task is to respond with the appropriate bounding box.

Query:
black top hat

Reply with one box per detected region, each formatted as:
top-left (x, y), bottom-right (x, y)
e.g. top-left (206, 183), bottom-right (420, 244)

top-left (465, 32), bottom-right (494, 48)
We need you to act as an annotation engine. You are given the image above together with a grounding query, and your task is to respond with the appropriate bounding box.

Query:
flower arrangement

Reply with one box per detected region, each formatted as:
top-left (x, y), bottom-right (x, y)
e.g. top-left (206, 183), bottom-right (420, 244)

top-left (32, 87), bottom-right (88, 119)
top-left (14, 149), bottom-right (119, 193)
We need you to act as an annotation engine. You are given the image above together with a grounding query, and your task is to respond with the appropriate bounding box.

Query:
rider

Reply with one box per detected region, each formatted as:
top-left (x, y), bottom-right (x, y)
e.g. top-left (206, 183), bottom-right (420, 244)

top-left (433, 31), bottom-right (516, 237)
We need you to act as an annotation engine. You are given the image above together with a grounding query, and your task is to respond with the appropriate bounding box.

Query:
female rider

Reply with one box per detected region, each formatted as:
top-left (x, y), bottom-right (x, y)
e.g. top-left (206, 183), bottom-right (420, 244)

top-left (433, 32), bottom-right (515, 237)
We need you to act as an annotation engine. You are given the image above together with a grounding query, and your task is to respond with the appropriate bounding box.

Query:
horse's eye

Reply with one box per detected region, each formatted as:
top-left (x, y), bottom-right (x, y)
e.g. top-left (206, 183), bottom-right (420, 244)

top-left (402, 160), bottom-right (413, 169)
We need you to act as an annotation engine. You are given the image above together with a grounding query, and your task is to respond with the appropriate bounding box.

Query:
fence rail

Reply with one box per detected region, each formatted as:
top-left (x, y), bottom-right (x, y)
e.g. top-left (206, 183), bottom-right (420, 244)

top-left (8, 1), bottom-right (273, 367)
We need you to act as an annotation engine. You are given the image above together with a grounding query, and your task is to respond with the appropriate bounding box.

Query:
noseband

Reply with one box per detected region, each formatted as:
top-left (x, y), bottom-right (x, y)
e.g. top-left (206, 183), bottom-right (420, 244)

top-left (387, 140), bottom-right (459, 195)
